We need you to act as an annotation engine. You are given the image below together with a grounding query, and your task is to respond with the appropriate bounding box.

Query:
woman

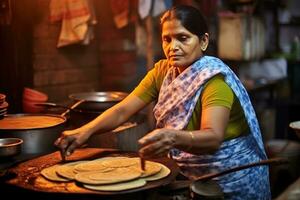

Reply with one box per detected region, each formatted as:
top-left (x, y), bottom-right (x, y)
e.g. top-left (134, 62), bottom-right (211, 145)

top-left (55, 5), bottom-right (270, 199)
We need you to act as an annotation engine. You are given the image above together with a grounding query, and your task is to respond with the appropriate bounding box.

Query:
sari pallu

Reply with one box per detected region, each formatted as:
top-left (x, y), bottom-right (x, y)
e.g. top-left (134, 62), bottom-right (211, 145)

top-left (171, 134), bottom-right (271, 200)
top-left (153, 56), bottom-right (271, 199)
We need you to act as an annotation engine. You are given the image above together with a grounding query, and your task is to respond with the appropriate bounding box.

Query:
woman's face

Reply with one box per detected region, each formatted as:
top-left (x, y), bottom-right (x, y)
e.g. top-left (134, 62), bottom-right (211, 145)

top-left (161, 19), bottom-right (204, 68)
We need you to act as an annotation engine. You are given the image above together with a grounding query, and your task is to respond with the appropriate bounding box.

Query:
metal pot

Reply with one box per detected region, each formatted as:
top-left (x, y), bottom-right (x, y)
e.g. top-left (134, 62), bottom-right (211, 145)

top-left (0, 138), bottom-right (23, 157)
top-left (0, 114), bottom-right (66, 156)
top-left (190, 180), bottom-right (224, 200)
top-left (68, 91), bottom-right (128, 112)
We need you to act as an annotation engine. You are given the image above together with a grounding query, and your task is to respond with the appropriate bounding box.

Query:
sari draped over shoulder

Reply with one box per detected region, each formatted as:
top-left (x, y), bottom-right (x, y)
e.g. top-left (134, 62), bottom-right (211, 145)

top-left (153, 56), bottom-right (271, 199)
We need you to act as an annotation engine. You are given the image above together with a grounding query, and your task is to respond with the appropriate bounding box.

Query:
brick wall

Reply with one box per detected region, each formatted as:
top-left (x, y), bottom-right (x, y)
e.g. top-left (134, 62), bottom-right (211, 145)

top-left (32, 0), bottom-right (137, 103)
top-left (95, 0), bottom-right (138, 92)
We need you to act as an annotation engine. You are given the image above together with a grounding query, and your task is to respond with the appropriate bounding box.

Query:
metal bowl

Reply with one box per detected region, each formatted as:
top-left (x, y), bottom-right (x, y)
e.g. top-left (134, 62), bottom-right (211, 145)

top-left (289, 121), bottom-right (300, 139)
top-left (0, 138), bottom-right (23, 157)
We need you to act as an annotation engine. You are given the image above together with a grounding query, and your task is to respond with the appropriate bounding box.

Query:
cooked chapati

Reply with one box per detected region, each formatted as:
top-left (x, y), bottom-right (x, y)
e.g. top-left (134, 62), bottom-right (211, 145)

top-left (41, 164), bottom-right (70, 182)
top-left (100, 157), bottom-right (140, 168)
top-left (136, 160), bottom-right (162, 177)
top-left (55, 161), bottom-right (87, 180)
top-left (143, 163), bottom-right (170, 181)
top-left (40, 156), bottom-right (171, 192)
top-left (75, 167), bottom-right (142, 185)
top-left (74, 160), bottom-right (112, 173)
top-left (83, 178), bottom-right (146, 191)
top-left (74, 157), bottom-right (126, 173)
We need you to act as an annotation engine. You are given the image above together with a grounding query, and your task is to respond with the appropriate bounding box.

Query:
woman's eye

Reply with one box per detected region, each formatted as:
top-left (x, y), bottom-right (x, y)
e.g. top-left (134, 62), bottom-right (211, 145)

top-left (178, 36), bottom-right (188, 42)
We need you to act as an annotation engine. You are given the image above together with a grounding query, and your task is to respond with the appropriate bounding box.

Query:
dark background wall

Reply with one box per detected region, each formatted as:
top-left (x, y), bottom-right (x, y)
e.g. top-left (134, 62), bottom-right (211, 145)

top-left (0, 0), bottom-right (138, 112)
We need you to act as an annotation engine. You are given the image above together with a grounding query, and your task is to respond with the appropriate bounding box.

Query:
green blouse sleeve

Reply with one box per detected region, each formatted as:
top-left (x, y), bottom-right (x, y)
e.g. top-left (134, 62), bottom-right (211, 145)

top-left (131, 59), bottom-right (169, 103)
top-left (201, 74), bottom-right (234, 109)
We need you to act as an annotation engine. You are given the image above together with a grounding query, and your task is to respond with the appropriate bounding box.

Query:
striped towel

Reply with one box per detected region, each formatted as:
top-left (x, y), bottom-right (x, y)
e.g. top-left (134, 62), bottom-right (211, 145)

top-left (49, 0), bottom-right (96, 47)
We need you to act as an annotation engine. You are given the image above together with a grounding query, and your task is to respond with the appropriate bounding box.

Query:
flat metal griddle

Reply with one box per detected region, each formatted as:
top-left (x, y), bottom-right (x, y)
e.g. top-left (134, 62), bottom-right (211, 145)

top-left (4, 148), bottom-right (179, 196)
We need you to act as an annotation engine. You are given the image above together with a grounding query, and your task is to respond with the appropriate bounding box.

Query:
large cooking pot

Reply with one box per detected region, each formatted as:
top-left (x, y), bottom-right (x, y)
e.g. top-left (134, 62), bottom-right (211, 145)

top-left (59, 91), bottom-right (128, 129)
top-left (0, 114), bottom-right (66, 156)
top-left (68, 91), bottom-right (128, 112)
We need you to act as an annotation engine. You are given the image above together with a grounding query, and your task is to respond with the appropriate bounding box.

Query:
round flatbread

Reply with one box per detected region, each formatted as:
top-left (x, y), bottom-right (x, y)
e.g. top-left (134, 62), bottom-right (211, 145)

top-left (83, 178), bottom-right (146, 191)
top-left (94, 156), bottom-right (128, 161)
top-left (135, 160), bottom-right (162, 178)
top-left (75, 167), bottom-right (142, 185)
top-left (40, 164), bottom-right (70, 182)
top-left (55, 160), bottom-right (88, 180)
top-left (143, 163), bottom-right (170, 181)
top-left (100, 157), bottom-right (140, 168)
top-left (74, 157), bottom-right (127, 173)
top-left (74, 160), bottom-right (112, 173)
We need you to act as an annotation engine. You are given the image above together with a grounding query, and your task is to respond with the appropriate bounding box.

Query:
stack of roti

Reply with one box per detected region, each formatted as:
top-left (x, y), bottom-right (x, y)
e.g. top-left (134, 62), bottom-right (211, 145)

top-left (40, 156), bottom-right (171, 191)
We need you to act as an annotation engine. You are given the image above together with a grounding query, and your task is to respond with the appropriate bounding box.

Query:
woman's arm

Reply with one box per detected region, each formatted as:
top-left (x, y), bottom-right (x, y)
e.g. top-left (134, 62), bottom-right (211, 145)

top-left (55, 93), bottom-right (148, 155)
top-left (82, 93), bottom-right (148, 135)
top-left (139, 105), bottom-right (229, 157)
top-left (177, 105), bottom-right (229, 154)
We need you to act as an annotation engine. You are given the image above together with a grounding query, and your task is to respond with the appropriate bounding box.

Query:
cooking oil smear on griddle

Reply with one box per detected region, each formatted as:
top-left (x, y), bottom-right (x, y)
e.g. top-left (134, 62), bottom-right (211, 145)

top-left (25, 176), bottom-right (37, 186)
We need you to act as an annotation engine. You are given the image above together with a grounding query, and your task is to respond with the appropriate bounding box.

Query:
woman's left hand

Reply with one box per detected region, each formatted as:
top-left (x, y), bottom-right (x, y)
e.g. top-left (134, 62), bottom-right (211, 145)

top-left (138, 128), bottom-right (177, 158)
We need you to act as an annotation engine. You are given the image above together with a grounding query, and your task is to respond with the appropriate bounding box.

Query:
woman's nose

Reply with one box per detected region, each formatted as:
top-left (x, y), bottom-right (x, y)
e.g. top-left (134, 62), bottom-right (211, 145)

top-left (170, 39), bottom-right (179, 50)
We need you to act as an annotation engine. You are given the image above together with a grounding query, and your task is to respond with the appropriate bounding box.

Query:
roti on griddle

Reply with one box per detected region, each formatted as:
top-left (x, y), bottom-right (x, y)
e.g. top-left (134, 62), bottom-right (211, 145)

top-left (83, 178), bottom-right (146, 191)
top-left (142, 163), bottom-right (171, 181)
top-left (73, 156), bottom-right (127, 173)
top-left (55, 160), bottom-right (88, 180)
top-left (40, 164), bottom-right (70, 182)
top-left (40, 156), bottom-right (171, 192)
top-left (74, 160), bottom-right (112, 173)
top-left (96, 157), bottom-right (162, 177)
top-left (135, 160), bottom-right (162, 177)
top-left (100, 157), bottom-right (140, 168)
top-left (75, 167), bottom-right (142, 185)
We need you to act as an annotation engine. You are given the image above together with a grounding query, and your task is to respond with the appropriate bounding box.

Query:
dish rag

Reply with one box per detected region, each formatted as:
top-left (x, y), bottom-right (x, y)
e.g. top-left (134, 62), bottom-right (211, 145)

top-left (49, 0), bottom-right (97, 47)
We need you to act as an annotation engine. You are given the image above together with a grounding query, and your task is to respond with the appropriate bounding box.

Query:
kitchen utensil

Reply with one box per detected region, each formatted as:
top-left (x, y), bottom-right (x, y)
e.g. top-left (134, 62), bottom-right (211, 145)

top-left (22, 87), bottom-right (48, 113)
top-left (34, 102), bottom-right (85, 113)
top-left (140, 154), bottom-right (145, 171)
top-left (68, 91), bottom-right (128, 111)
top-left (0, 138), bottom-right (23, 157)
top-left (289, 121), bottom-right (300, 139)
top-left (0, 114), bottom-right (66, 155)
top-left (0, 93), bottom-right (6, 104)
top-left (60, 99), bottom-right (85, 117)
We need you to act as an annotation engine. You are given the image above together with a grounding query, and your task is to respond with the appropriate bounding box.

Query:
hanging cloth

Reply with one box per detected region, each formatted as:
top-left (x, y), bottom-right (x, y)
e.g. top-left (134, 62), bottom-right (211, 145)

top-left (138, 0), bottom-right (173, 19)
top-left (49, 0), bottom-right (97, 48)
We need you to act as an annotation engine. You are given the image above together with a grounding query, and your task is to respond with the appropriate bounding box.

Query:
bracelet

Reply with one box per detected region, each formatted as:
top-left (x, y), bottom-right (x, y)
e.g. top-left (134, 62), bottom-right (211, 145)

top-left (186, 131), bottom-right (194, 152)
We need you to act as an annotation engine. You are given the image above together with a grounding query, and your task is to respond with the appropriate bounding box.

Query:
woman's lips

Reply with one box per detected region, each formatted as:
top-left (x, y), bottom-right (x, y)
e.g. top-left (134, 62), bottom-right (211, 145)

top-left (169, 55), bottom-right (182, 60)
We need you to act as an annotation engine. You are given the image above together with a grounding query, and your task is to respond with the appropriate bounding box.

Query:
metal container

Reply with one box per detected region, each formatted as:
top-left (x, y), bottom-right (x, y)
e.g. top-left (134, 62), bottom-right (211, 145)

top-left (190, 180), bottom-right (224, 200)
top-left (289, 121), bottom-right (300, 139)
top-left (0, 114), bottom-right (66, 156)
top-left (0, 138), bottom-right (23, 157)
top-left (68, 91), bottom-right (128, 112)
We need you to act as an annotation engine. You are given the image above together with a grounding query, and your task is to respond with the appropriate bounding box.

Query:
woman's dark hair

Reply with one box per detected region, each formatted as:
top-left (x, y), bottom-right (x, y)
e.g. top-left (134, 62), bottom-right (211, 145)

top-left (160, 5), bottom-right (209, 39)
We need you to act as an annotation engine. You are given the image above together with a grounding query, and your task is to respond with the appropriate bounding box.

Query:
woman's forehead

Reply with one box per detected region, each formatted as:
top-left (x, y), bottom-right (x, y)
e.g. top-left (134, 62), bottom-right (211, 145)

top-left (162, 19), bottom-right (190, 35)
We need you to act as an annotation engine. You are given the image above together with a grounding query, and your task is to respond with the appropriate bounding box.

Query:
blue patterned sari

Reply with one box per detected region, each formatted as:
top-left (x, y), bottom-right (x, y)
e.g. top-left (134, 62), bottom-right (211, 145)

top-left (153, 56), bottom-right (271, 199)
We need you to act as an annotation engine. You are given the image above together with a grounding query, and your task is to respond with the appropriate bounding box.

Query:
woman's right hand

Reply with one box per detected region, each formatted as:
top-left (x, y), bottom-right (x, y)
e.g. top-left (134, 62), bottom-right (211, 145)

top-left (54, 127), bottom-right (92, 157)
